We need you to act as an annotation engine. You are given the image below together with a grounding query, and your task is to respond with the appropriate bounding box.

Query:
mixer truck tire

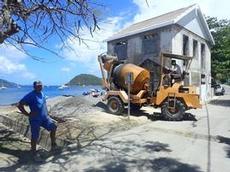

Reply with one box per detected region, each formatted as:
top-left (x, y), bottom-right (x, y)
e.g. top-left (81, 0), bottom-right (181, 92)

top-left (107, 96), bottom-right (124, 115)
top-left (161, 99), bottom-right (185, 121)
top-left (130, 104), bottom-right (142, 111)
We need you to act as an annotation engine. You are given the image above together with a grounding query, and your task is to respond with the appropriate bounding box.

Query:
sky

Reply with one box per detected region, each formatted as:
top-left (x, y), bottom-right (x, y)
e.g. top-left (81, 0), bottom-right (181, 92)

top-left (0, 0), bottom-right (229, 85)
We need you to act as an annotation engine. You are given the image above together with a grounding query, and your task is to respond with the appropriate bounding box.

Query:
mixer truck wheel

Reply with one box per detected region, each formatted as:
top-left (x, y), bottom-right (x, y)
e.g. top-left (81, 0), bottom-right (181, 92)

top-left (161, 99), bottom-right (185, 121)
top-left (107, 96), bottom-right (124, 115)
top-left (130, 104), bottom-right (142, 111)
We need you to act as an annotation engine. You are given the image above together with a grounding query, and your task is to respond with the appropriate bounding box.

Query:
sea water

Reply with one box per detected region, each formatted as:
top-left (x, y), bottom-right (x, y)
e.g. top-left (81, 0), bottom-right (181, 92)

top-left (0, 85), bottom-right (102, 105)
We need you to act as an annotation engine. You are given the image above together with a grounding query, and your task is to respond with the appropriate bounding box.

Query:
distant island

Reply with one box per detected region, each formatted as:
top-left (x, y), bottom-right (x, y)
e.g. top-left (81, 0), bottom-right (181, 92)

top-left (67, 74), bottom-right (102, 86)
top-left (0, 79), bottom-right (18, 88)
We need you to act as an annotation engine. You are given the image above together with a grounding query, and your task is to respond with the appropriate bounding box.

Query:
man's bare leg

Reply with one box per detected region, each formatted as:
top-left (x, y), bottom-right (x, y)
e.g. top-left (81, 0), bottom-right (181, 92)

top-left (31, 139), bottom-right (37, 152)
top-left (50, 129), bottom-right (57, 147)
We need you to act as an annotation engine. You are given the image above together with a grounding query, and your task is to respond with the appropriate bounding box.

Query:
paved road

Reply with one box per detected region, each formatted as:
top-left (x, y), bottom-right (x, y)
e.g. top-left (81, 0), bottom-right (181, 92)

top-left (35, 93), bottom-right (229, 172)
top-left (223, 84), bottom-right (230, 95)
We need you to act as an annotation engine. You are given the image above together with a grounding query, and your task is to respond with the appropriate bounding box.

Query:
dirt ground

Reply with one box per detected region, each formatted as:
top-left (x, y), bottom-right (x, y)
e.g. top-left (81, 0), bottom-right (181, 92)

top-left (0, 95), bottom-right (149, 147)
top-left (0, 87), bottom-right (230, 172)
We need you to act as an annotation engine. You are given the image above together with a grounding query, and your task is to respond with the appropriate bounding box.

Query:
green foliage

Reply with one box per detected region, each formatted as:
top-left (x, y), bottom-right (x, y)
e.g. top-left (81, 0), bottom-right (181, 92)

top-left (206, 16), bottom-right (230, 83)
top-left (67, 74), bottom-right (101, 86)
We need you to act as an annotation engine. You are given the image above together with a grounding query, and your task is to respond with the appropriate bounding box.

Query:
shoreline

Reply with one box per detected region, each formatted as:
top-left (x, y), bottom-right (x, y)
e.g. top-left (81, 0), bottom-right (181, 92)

top-left (0, 85), bottom-right (102, 106)
top-left (0, 94), bottom-right (104, 116)
top-left (0, 94), bottom-right (85, 107)
top-left (0, 95), bottom-right (75, 117)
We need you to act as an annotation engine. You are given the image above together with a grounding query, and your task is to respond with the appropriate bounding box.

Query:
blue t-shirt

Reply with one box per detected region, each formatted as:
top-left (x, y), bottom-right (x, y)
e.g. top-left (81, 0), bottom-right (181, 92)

top-left (20, 90), bottom-right (48, 120)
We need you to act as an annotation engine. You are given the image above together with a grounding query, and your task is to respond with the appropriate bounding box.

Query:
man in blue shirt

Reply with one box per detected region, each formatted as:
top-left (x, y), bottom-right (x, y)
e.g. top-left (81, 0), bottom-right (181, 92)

top-left (17, 81), bottom-right (57, 154)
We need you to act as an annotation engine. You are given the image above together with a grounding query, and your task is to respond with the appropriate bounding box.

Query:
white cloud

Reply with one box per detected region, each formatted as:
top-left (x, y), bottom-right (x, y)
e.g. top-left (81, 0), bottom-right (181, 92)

top-left (61, 16), bottom-right (124, 74)
top-left (0, 44), bottom-right (27, 62)
top-left (0, 56), bottom-right (36, 79)
top-left (61, 67), bottom-right (71, 72)
top-left (0, 44), bottom-right (36, 80)
top-left (22, 71), bottom-right (36, 79)
top-left (0, 56), bottom-right (25, 73)
top-left (62, 16), bottom-right (123, 62)
top-left (132, 0), bottom-right (230, 22)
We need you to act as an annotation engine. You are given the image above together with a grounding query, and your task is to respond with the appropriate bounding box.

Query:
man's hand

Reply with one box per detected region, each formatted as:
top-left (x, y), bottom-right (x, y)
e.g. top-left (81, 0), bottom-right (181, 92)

top-left (17, 102), bottom-right (30, 117)
top-left (29, 111), bottom-right (38, 116)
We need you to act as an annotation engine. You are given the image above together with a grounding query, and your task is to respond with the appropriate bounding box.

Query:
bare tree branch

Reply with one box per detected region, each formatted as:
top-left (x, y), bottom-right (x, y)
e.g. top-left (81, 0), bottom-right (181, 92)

top-left (145, 0), bottom-right (149, 7)
top-left (0, 0), bottom-right (101, 60)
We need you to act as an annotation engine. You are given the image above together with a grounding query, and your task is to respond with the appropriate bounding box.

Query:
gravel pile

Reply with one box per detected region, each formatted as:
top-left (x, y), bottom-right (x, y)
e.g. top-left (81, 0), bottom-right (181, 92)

top-left (48, 96), bottom-right (105, 118)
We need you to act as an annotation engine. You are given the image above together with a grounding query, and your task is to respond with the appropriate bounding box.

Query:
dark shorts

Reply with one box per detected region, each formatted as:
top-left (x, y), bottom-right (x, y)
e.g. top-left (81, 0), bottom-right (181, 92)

top-left (29, 117), bottom-right (57, 140)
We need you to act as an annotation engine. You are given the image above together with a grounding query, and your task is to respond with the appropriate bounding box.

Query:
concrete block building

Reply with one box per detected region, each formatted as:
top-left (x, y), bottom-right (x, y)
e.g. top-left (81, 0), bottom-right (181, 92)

top-left (106, 4), bottom-right (214, 102)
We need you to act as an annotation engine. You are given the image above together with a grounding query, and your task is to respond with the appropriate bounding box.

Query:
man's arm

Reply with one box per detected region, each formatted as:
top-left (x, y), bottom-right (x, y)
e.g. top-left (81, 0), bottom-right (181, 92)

top-left (17, 102), bottom-right (30, 117)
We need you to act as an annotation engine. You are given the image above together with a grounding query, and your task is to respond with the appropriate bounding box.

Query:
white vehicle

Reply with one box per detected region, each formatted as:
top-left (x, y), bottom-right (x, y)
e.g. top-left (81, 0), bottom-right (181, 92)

top-left (214, 84), bottom-right (225, 96)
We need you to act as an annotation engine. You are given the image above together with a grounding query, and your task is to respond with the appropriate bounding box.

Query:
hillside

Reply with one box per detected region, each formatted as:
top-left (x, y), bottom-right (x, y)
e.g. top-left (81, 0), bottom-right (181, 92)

top-left (67, 74), bottom-right (102, 86)
top-left (0, 79), bottom-right (18, 87)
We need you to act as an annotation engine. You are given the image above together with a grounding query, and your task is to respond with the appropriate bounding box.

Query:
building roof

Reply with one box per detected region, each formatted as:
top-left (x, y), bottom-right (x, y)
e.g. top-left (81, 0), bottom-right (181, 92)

top-left (107, 4), bottom-right (214, 45)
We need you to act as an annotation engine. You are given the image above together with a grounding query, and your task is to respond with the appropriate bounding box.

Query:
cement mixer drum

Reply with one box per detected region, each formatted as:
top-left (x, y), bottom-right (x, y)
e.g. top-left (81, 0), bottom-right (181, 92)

top-left (113, 63), bottom-right (150, 94)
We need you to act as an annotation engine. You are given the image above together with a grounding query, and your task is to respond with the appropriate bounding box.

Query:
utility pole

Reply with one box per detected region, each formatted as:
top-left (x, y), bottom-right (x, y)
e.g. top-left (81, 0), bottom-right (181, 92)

top-left (126, 72), bottom-right (133, 120)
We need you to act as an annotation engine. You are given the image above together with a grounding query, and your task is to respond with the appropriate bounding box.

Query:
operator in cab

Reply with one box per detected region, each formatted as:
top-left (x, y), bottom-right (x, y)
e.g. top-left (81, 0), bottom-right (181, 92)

top-left (170, 60), bottom-right (182, 83)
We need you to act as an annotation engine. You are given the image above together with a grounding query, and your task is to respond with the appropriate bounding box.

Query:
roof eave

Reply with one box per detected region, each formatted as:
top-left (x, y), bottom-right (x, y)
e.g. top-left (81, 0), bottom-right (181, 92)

top-left (106, 20), bottom-right (174, 42)
top-left (174, 4), bottom-right (197, 23)
top-left (174, 4), bottom-right (215, 45)
top-left (197, 8), bottom-right (215, 45)
top-left (106, 4), bottom-right (215, 45)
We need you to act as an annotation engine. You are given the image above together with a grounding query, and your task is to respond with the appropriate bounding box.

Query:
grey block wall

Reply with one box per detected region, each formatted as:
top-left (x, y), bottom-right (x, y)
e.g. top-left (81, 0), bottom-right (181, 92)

top-left (172, 24), bottom-right (211, 101)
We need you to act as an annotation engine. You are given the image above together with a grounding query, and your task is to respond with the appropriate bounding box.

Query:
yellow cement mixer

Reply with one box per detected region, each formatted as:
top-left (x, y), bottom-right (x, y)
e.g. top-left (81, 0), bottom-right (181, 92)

top-left (98, 53), bottom-right (201, 121)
